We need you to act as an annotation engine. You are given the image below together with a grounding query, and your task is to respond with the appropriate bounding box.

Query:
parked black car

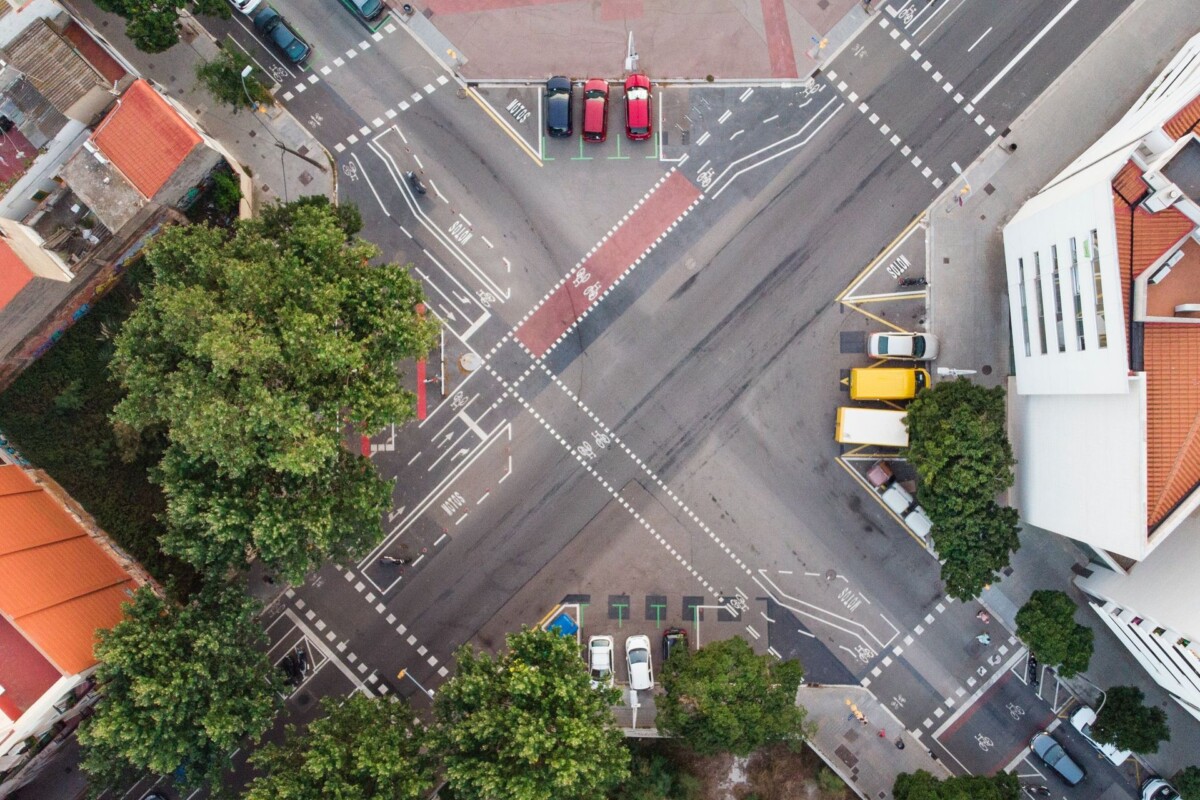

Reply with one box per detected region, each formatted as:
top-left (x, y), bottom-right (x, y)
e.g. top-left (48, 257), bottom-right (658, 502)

top-left (545, 76), bottom-right (572, 137)
top-left (254, 7), bottom-right (311, 63)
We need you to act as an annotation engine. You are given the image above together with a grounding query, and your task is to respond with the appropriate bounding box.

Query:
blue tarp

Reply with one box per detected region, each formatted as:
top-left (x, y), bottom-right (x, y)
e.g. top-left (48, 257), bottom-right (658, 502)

top-left (547, 612), bottom-right (578, 637)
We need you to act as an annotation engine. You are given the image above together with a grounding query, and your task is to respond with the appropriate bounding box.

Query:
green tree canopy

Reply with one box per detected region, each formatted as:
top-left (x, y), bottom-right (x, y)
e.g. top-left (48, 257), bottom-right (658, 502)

top-left (1173, 765), bottom-right (1200, 799)
top-left (431, 627), bottom-right (630, 800)
top-left (78, 586), bottom-right (278, 792)
top-left (1014, 590), bottom-right (1093, 677)
top-left (657, 636), bottom-right (811, 756)
top-left (904, 379), bottom-right (1019, 599)
top-left (195, 49), bottom-right (272, 111)
top-left (244, 694), bottom-right (432, 800)
top-left (893, 769), bottom-right (1019, 800)
top-left (1091, 685), bottom-right (1171, 754)
top-left (96, 0), bottom-right (229, 53)
top-left (110, 198), bottom-right (435, 581)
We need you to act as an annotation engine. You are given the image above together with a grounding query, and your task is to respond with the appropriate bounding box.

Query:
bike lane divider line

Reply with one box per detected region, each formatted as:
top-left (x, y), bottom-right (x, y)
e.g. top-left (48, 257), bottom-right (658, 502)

top-left (513, 169), bottom-right (702, 358)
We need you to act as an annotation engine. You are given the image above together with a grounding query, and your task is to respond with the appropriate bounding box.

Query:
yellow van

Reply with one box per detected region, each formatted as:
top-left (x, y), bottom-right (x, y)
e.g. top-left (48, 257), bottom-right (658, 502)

top-left (849, 367), bottom-right (931, 401)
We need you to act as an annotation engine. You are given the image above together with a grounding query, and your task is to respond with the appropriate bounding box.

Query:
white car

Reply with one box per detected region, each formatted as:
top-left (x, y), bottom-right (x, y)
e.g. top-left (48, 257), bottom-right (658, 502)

top-left (1142, 778), bottom-right (1181, 800)
top-left (625, 634), bottom-right (653, 691)
top-left (867, 332), bottom-right (939, 361)
top-left (587, 635), bottom-right (614, 689)
top-left (230, 0), bottom-right (264, 15)
top-left (1070, 705), bottom-right (1131, 765)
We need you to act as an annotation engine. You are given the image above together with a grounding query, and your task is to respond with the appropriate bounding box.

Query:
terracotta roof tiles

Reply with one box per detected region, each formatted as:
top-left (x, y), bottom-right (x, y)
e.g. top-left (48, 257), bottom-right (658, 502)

top-left (1113, 159), bottom-right (1149, 205)
top-left (0, 237), bottom-right (34, 313)
top-left (92, 79), bottom-right (201, 199)
top-left (0, 466), bottom-right (138, 675)
top-left (62, 22), bottom-right (127, 86)
top-left (1144, 325), bottom-right (1200, 527)
top-left (1165, 92), bottom-right (1200, 140)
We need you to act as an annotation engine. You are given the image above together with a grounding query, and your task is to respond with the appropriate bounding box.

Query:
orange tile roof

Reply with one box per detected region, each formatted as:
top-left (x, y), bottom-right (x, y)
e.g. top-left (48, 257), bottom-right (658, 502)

top-left (92, 79), bottom-right (201, 199)
top-left (1113, 160), bottom-right (1149, 205)
top-left (0, 466), bottom-right (137, 674)
top-left (0, 237), bottom-right (34, 312)
top-left (1111, 192), bottom-right (1195, 279)
top-left (1144, 325), bottom-right (1200, 527)
top-left (1164, 92), bottom-right (1200, 140)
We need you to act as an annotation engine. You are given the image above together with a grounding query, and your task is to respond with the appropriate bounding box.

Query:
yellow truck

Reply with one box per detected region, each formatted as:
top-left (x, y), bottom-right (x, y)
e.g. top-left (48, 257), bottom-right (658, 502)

top-left (849, 367), bottom-right (931, 401)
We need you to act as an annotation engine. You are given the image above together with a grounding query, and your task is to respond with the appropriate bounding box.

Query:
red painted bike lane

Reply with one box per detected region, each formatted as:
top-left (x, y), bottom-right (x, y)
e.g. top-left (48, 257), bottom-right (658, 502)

top-left (514, 170), bottom-right (702, 359)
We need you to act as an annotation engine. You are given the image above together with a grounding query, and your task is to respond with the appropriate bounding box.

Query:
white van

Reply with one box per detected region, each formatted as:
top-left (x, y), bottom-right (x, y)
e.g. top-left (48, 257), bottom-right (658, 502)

top-left (903, 505), bottom-right (934, 541)
top-left (1071, 706), bottom-right (1131, 765)
top-left (835, 407), bottom-right (908, 447)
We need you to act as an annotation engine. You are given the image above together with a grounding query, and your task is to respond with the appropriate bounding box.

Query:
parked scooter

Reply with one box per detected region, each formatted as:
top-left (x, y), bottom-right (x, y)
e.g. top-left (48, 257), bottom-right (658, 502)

top-left (294, 645), bottom-right (308, 676)
top-left (405, 171), bottom-right (427, 195)
top-left (900, 276), bottom-right (928, 287)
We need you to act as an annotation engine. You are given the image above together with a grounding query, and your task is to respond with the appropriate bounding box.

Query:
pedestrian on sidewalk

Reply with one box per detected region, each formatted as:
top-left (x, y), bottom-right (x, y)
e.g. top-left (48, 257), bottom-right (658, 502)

top-left (976, 610), bottom-right (991, 623)
top-left (976, 633), bottom-right (991, 646)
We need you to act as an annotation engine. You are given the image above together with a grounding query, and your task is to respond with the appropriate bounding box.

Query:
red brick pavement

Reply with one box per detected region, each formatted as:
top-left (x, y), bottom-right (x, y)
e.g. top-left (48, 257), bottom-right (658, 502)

top-left (515, 170), bottom-right (701, 358)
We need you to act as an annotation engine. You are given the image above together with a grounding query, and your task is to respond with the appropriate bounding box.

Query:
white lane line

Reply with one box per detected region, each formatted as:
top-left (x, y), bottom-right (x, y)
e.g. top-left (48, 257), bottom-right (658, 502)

top-left (739, 87), bottom-right (754, 102)
top-left (967, 26), bottom-right (993, 53)
top-left (718, 109), bottom-right (732, 124)
top-left (973, 0), bottom-right (1081, 104)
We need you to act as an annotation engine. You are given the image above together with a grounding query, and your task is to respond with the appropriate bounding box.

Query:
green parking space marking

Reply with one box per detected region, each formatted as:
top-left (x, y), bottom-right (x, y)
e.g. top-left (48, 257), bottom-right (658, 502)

top-left (608, 594), bottom-right (630, 627)
top-left (571, 136), bottom-right (592, 161)
top-left (683, 596), bottom-right (704, 628)
top-left (646, 595), bottom-right (667, 627)
top-left (541, 136), bottom-right (552, 161)
top-left (609, 136), bottom-right (630, 160)
top-left (647, 130), bottom-right (660, 159)
top-left (562, 595), bottom-right (590, 627)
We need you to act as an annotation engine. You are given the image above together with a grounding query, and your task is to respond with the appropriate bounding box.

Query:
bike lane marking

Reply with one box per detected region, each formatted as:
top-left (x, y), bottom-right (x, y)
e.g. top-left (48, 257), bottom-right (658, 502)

top-left (513, 169), bottom-right (702, 359)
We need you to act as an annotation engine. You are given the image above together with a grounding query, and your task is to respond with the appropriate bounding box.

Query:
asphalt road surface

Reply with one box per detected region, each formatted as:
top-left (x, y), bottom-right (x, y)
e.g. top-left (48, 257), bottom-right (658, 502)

top-left (186, 1), bottom-right (1145, 798)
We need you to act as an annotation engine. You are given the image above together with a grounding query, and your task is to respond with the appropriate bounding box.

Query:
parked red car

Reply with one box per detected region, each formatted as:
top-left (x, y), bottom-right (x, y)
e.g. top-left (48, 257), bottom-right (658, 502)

top-left (624, 74), bottom-right (652, 141)
top-left (582, 79), bottom-right (609, 143)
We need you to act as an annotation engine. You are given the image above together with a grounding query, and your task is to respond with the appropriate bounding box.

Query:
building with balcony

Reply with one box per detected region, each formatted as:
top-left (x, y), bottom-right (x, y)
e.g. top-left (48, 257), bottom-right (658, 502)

top-left (1002, 33), bottom-right (1200, 721)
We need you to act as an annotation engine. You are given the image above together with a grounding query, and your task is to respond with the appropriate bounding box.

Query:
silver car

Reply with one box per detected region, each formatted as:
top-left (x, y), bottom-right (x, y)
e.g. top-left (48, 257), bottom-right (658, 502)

top-left (1030, 732), bottom-right (1085, 786)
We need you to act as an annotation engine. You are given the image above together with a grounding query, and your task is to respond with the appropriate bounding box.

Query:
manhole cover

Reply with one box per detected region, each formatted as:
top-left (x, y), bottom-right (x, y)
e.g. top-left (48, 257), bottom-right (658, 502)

top-left (460, 352), bottom-right (483, 372)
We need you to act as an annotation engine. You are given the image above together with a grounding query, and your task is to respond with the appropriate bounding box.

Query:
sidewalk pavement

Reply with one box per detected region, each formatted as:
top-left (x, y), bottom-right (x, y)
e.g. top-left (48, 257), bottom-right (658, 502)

top-left (800, 684), bottom-right (949, 798)
top-left (401, 0), bottom-right (872, 82)
top-left (62, 0), bottom-right (334, 213)
top-left (928, 0), bottom-right (1200, 779)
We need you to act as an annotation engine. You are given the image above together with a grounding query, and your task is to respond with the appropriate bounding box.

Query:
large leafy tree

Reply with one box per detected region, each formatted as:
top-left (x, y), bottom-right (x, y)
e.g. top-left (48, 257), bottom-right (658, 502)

top-left (904, 379), bottom-right (1020, 599)
top-left (431, 627), bottom-right (630, 800)
top-left (1173, 766), bottom-right (1200, 799)
top-left (110, 198), bottom-right (435, 581)
top-left (96, 0), bottom-right (229, 53)
top-left (657, 636), bottom-right (811, 756)
top-left (1014, 590), bottom-right (1093, 678)
top-left (244, 694), bottom-right (433, 800)
top-left (78, 586), bottom-right (279, 792)
top-left (1091, 685), bottom-right (1171, 754)
top-left (893, 769), bottom-right (1019, 800)
top-left (195, 49), bottom-right (272, 111)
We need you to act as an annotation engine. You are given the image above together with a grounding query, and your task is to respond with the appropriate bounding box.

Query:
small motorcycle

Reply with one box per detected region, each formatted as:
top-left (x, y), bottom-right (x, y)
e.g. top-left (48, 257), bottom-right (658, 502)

top-left (900, 276), bottom-right (928, 287)
top-left (405, 171), bottom-right (427, 196)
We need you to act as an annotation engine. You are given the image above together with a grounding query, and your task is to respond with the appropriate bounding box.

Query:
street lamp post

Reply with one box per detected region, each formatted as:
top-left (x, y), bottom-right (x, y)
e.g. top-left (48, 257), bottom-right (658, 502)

top-left (236, 65), bottom-right (327, 177)
top-left (239, 64), bottom-right (257, 111)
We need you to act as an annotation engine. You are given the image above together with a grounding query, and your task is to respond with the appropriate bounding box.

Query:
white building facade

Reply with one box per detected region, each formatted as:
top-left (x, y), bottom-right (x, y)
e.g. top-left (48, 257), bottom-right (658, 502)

top-left (1003, 33), bottom-right (1200, 721)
